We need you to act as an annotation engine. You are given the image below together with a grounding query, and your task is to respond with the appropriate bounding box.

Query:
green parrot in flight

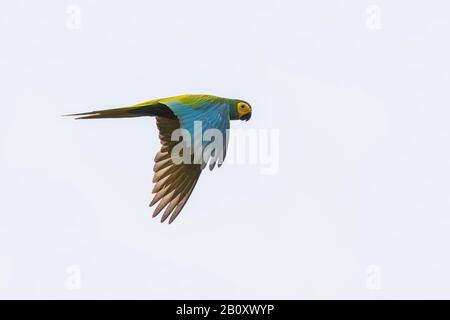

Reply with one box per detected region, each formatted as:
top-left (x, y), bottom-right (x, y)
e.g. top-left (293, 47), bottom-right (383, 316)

top-left (66, 94), bottom-right (252, 224)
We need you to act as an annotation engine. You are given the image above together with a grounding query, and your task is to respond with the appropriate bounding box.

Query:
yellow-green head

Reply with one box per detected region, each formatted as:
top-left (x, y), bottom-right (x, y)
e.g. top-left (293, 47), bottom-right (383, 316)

top-left (230, 99), bottom-right (252, 121)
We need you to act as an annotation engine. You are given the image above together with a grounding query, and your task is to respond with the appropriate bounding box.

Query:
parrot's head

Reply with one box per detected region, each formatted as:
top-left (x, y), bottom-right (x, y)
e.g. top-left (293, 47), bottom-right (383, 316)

top-left (231, 99), bottom-right (252, 121)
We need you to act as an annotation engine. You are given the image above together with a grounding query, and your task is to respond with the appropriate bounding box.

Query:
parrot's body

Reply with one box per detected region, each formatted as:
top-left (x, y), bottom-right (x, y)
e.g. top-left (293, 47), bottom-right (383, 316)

top-left (66, 94), bottom-right (252, 224)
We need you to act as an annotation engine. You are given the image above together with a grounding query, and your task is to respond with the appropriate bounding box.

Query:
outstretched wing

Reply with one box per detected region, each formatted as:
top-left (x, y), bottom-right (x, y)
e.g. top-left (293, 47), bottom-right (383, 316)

top-left (150, 97), bottom-right (231, 223)
top-left (150, 116), bottom-right (202, 224)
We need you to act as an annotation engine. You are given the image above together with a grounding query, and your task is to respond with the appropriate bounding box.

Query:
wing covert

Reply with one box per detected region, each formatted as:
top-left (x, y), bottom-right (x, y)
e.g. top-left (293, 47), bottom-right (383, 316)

top-left (162, 99), bottom-right (230, 170)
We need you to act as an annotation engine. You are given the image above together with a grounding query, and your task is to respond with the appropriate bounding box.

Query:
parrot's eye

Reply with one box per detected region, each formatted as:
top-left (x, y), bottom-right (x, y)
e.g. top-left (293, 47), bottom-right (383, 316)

top-left (238, 103), bottom-right (249, 110)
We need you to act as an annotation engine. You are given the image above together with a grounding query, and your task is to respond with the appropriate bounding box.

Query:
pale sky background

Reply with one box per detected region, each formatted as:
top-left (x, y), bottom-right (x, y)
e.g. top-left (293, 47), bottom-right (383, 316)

top-left (1, 0), bottom-right (450, 299)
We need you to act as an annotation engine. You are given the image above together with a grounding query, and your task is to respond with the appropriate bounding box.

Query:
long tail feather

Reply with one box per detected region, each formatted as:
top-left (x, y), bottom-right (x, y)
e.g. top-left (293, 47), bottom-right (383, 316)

top-left (63, 100), bottom-right (175, 120)
top-left (63, 107), bottom-right (140, 120)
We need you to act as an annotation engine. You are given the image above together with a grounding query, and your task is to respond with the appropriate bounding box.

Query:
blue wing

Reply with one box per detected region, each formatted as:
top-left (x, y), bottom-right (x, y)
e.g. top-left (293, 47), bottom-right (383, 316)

top-left (161, 99), bottom-right (230, 170)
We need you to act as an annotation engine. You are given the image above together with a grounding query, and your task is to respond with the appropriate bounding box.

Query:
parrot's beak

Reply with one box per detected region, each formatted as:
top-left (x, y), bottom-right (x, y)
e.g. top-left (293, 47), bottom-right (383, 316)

top-left (240, 112), bottom-right (252, 122)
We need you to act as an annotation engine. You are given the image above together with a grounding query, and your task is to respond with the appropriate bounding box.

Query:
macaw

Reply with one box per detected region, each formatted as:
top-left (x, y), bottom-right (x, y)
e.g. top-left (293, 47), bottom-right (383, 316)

top-left (66, 94), bottom-right (252, 223)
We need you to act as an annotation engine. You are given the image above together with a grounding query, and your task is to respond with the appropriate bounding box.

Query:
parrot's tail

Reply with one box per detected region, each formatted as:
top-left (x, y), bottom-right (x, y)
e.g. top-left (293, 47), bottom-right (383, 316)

top-left (63, 102), bottom-right (176, 120)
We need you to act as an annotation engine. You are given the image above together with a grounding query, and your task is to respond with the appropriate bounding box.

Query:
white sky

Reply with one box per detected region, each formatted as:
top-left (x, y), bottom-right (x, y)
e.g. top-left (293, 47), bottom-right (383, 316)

top-left (1, 0), bottom-right (450, 299)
